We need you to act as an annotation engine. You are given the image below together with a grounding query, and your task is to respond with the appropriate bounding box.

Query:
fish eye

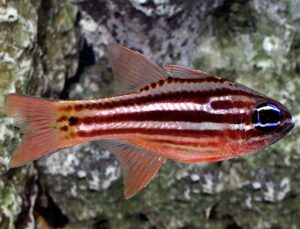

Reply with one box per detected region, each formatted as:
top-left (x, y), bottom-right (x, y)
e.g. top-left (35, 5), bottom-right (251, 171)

top-left (251, 102), bottom-right (281, 131)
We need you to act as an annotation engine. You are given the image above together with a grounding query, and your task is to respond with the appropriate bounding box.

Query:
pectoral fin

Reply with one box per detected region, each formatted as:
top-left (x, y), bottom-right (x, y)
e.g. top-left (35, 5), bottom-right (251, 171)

top-left (104, 142), bottom-right (165, 199)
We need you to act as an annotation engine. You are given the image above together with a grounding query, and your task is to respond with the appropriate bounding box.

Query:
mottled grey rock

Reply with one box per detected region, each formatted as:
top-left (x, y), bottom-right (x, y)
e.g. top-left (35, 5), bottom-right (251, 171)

top-left (2, 0), bottom-right (300, 228)
top-left (77, 0), bottom-right (225, 64)
top-left (38, 1), bottom-right (300, 228)
top-left (34, 0), bottom-right (298, 229)
top-left (0, 0), bottom-right (78, 228)
top-left (0, 1), bottom-right (41, 227)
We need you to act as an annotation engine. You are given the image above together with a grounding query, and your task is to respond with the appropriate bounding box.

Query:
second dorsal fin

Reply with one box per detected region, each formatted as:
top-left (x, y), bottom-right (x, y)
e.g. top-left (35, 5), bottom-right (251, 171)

top-left (107, 44), bottom-right (168, 93)
top-left (103, 141), bottom-right (165, 199)
top-left (164, 64), bottom-right (213, 79)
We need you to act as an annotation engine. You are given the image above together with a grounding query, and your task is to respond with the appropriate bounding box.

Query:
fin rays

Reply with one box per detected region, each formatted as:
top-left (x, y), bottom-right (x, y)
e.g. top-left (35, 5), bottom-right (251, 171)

top-left (108, 44), bottom-right (168, 93)
top-left (103, 141), bottom-right (165, 199)
top-left (5, 94), bottom-right (68, 167)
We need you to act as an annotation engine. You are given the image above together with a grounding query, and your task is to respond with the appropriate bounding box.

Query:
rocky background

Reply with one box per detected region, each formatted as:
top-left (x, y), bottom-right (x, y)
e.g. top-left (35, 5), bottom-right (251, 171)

top-left (0, 0), bottom-right (299, 228)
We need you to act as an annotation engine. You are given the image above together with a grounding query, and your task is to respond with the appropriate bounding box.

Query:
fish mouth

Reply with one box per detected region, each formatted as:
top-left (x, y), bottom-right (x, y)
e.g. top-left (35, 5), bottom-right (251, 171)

top-left (279, 122), bottom-right (294, 140)
top-left (269, 122), bottom-right (294, 146)
top-left (283, 122), bottom-right (294, 135)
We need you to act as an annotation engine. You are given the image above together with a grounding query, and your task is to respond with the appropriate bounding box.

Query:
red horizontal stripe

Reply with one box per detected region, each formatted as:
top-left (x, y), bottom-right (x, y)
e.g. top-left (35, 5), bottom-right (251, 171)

top-left (77, 128), bottom-right (223, 138)
top-left (75, 128), bottom-right (267, 145)
top-left (76, 128), bottom-right (261, 138)
top-left (210, 100), bottom-right (255, 109)
top-left (140, 76), bottom-right (225, 91)
top-left (75, 110), bottom-right (246, 125)
top-left (70, 87), bottom-right (263, 112)
top-left (142, 138), bottom-right (220, 148)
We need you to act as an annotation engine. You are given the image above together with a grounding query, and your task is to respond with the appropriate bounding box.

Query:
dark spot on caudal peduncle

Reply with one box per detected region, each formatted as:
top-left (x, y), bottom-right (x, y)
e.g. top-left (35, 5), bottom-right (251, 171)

top-left (69, 116), bottom-right (78, 126)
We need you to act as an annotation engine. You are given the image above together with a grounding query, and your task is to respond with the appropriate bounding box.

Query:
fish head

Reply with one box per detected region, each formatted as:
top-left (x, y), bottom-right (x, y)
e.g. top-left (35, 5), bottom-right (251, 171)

top-left (245, 98), bottom-right (294, 152)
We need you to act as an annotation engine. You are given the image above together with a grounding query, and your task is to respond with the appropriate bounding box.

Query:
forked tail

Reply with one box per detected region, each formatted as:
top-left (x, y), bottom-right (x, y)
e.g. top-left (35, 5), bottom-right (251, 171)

top-left (5, 94), bottom-right (67, 167)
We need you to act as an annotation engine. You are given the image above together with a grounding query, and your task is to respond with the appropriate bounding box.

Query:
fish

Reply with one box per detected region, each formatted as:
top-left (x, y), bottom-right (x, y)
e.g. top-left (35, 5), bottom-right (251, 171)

top-left (5, 44), bottom-right (294, 199)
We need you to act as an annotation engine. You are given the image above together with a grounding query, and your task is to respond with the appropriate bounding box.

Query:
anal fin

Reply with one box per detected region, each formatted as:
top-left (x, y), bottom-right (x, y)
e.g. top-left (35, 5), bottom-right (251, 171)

top-left (104, 142), bottom-right (165, 199)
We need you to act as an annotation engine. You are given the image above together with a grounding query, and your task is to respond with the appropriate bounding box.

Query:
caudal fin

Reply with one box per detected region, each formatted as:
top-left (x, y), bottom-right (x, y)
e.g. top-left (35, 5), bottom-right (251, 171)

top-left (5, 94), bottom-right (64, 168)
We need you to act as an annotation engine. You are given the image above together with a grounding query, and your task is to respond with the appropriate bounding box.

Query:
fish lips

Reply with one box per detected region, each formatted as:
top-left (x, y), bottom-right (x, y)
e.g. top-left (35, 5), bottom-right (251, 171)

top-left (270, 120), bottom-right (294, 145)
top-left (282, 122), bottom-right (294, 136)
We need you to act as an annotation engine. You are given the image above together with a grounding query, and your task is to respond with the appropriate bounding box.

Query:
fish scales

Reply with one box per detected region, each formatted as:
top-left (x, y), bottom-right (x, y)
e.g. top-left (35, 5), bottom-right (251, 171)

top-left (5, 45), bottom-right (294, 199)
top-left (53, 77), bottom-right (263, 161)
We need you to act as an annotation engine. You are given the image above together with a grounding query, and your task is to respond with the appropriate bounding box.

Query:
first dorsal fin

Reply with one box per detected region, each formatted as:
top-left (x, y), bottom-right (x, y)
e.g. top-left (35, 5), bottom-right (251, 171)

top-left (164, 64), bottom-right (213, 79)
top-left (107, 44), bottom-right (168, 93)
top-left (103, 141), bottom-right (165, 199)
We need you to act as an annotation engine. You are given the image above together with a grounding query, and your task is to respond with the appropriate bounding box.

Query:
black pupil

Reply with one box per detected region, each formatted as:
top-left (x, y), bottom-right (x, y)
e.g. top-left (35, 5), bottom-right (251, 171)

top-left (251, 103), bottom-right (281, 131)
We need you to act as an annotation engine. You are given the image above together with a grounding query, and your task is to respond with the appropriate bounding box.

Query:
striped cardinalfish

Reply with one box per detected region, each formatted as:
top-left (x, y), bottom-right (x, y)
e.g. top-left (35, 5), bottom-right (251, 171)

top-left (5, 45), bottom-right (294, 199)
